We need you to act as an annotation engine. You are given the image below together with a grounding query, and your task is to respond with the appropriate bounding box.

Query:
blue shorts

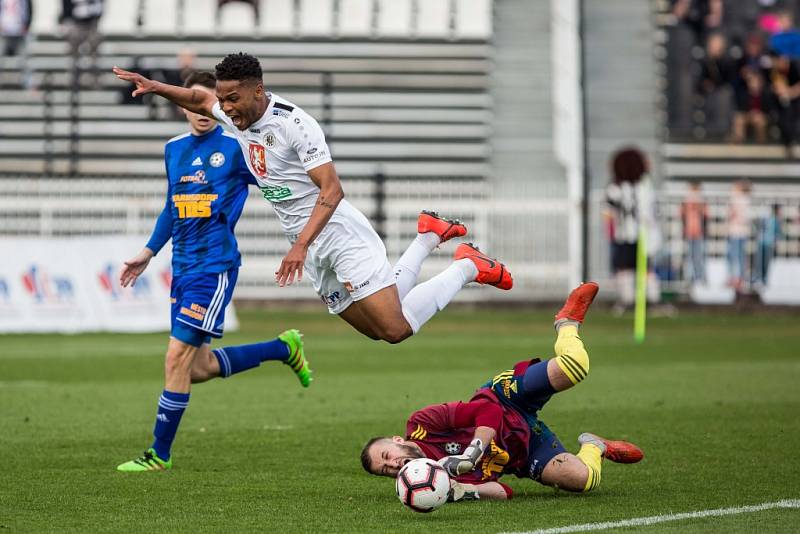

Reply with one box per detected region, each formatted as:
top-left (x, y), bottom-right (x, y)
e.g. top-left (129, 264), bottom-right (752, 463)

top-left (480, 360), bottom-right (567, 482)
top-left (170, 268), bottom-right (238, 347)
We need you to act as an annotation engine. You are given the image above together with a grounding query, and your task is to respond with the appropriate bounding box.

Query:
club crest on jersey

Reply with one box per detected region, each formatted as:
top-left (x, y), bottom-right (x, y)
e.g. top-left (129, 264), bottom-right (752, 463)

top-left (209, 152), bottom-right (225, 167)
top-left (248, 143), bottom-right (267, 177)
top-left (263, 133), bottom-right (276, 148)
top-left (445, 442), bottom-right (461, 454)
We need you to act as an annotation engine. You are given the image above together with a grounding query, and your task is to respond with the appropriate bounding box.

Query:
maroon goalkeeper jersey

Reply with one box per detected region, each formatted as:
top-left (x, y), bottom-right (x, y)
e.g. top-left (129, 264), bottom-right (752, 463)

top-left (405, 388), bottom-right (531, 484)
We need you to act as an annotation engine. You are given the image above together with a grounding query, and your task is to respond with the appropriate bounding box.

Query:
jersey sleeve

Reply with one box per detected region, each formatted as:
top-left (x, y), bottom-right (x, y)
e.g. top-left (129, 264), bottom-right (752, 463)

top-left (146, 159), bottom-right (173, 254)
top-left (211, 102), bottom-right (235, 130)
top-left (452, 399), bottom-right (504, 435)
top-left (286, 109), bottom-right (332, 172)
top-left (406, 402), bottom-right (461, 439)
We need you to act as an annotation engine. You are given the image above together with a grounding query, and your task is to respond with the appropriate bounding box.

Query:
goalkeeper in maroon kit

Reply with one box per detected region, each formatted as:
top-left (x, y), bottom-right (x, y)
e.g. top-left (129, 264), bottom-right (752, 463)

top-left (360, 282), bottom-right (643, 501)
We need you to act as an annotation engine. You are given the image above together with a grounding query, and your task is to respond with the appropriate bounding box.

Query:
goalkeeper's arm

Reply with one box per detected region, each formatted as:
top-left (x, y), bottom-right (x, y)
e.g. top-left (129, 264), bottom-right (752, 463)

top-left (438, 400), bottom-right (502, 477)
top-left (448, 480), bottom-right (512, 502)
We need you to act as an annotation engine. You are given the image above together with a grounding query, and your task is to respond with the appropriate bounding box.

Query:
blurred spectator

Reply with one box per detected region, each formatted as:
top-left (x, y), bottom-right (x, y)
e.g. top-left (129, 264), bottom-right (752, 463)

top-left (151, 48), bottom-right (197, 119)
top-left (59, 0), bottom-right (104, 86)
top-left (755, 203), bottom-right (783, 286)
top-left (680, 181), bottom-right (709, 283)
top-left (732, 66), bottom-right (769, 142)
top-left (671, 0), bottom-right (723, 45)
top-left (155, 48), bottom-right (197, 88)
top-left (603, 147), bottom-right (662, 314)
top-left (667, 0), bottom-right (724, 133)
top-left (767, 54), bottom-right (800, 151)
top-left (0, 0), bottom-right (33, 89)
top-left (727, 180), bottom-right (752, 292)
top-left (698, 32), bottom-right (736, 137)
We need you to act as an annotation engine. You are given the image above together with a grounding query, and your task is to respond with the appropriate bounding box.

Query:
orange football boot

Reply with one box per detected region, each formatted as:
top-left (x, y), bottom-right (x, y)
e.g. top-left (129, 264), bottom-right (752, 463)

top-left (554, 282), bottom-right (599, 325)
top-left (578, 432), bottom-right (644, 464)
top-left (453, 243), bottom-right (513, 290)
top-left (417, 210), bottom-right (467, 243)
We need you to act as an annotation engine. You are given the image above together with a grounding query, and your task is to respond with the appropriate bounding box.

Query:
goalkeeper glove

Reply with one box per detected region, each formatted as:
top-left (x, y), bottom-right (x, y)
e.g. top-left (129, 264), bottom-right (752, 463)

top-left (439, 438), bottom-right (485, 477)
top-left (447, 480), bottom-right (480, 503)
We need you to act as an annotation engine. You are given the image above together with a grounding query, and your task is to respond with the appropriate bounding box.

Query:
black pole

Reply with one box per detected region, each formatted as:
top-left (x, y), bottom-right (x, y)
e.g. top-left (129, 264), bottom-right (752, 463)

top-left (42, 71), bottom-right (53, 176)
top-left (373, 170), bottom-right (386, 240)
top-left (578, 0), bottom-right (591, 282)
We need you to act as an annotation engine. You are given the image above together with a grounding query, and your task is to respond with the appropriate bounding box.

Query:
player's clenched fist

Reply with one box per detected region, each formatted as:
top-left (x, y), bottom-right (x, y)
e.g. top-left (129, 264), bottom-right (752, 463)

top-left (438, 438), bottom-right (485, 477)
top-left (112, 66), bottom-right (159, 98)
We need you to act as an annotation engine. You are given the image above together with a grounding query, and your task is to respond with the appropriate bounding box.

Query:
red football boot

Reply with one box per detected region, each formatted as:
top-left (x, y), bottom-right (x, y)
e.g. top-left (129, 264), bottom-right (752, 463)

top-left (554, 282), bottom-right (599, 325)
top-left (418, 210), bottom-right (467, 243)
top-left (453, 243), bottom-right (513, 290)
top-left (578, 432), bottom-right (644, 464)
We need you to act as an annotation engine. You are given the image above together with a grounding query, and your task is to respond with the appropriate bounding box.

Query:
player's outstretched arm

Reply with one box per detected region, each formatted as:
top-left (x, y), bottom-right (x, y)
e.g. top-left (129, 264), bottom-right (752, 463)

top-left (112, 66), bottom-right (216, 118)
top-left (275, 162), bottom-right (344, 287)
top-left (120, 248), bottom-right (154, 288)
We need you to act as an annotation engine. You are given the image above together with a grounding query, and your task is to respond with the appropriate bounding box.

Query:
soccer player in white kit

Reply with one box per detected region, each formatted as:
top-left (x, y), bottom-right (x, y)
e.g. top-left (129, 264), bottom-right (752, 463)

top-left (113, 53), bottom-right (512, 343)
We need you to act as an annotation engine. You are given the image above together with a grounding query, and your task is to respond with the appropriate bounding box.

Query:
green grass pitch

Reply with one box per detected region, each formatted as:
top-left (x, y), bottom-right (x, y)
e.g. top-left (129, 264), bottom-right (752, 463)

top-left (1, 307), bottom-right (799, 533)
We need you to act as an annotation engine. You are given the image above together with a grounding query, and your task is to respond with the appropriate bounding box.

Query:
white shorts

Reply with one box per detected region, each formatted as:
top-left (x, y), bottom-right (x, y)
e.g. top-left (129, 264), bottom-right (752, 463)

top-left (299, 200), bottom-right (396, 314)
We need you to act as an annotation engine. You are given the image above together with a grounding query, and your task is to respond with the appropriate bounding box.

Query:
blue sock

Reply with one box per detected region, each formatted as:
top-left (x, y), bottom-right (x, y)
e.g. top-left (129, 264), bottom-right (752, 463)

top-left (212, 338), bottom-right (289, 378)
top-left (522, 360), bottom-right (556, 400)
top-left (151, 390), bottom-right (190, 461)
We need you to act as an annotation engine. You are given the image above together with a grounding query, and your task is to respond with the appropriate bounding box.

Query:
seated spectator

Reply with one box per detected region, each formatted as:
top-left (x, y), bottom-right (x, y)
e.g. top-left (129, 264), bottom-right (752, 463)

top-left (766, 54), bottom-right (800, 152)
top-left (731, 66), bottom-right (768, 143)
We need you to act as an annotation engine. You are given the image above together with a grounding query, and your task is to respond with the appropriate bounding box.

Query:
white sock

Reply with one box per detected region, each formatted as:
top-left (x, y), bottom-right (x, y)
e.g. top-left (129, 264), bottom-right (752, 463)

top-left (393, 232), bottom-right (442, 300)
top-left (401, 259), bottom-right (478, 334)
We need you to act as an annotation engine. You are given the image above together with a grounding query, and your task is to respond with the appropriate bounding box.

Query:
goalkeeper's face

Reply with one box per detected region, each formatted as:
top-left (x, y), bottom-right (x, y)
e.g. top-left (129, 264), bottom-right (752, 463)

top-left (367, 437), bottom-right (424, 478)
top-left (215, 78), bottom-right (265, 130)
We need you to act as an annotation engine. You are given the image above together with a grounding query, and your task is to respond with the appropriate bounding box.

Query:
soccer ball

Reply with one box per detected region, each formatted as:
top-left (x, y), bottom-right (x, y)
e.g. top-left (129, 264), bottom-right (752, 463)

top-left (395, 458), bottom-right (450, 513)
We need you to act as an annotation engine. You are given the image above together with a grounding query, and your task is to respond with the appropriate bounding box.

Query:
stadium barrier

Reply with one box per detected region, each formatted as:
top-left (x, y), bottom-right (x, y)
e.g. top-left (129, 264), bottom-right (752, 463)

top-left (0, 235), bottom-right (239, 334)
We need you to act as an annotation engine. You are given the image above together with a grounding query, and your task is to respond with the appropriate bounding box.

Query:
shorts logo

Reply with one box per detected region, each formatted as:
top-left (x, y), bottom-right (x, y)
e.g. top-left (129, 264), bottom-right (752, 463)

top-left (248, 143), bottom-right (267, 177)
top-left (180, 303), bottom-right (207, 320)
top-left (307, 147), bottom-right (318, 155)
top-left (321, 291), bottom-right (341, 306)
top-left (345, 280), bottom-right (369, 294)
top-left (502, 378), bottom-right (518, 399)
top-left (209, 152), bottom-right (225, 167)
top-left (445, 442), bottom-right (461, 454)
top-left (263, 133), bottom-right (275, 147)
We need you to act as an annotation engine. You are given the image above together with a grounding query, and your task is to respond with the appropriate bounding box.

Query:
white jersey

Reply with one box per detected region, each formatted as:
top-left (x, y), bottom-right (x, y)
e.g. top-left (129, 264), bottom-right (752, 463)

top-left (211, 93), bottom-right (332, 232)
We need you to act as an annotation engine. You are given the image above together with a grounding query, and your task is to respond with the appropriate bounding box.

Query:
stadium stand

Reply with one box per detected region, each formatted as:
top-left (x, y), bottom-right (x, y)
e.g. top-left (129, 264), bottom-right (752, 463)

top-left (0, 0), bottom-right (496, 299)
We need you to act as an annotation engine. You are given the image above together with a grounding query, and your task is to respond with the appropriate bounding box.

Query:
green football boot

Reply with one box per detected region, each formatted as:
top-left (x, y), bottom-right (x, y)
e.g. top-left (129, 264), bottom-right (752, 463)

top-left (279, 329), bottom-right (312, 387)
top-left (116, 448), bottom-right (172, 472)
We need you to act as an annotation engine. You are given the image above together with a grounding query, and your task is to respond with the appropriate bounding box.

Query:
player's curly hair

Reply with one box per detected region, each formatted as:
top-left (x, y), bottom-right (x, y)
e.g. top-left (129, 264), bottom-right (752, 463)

top-left (215, 52), bottom-right (262, 82)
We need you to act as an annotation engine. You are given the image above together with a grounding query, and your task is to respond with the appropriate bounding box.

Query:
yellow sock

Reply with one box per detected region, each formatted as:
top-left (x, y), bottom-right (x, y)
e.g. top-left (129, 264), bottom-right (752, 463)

top-left (576, 443), bottom-right (603, 492)
top-left (554, 325), bottom-right (589, 385)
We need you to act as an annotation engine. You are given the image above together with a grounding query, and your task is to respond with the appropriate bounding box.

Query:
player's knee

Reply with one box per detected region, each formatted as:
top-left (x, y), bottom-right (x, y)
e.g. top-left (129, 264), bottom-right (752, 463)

top-left (541, 453), bottom-right (590, 493)
top-left (377, 323), bottom-right (412, 344)
top-left (164, 343), bottom-right (196, 378)
top-left (555, 344), bottom-right (589, 385)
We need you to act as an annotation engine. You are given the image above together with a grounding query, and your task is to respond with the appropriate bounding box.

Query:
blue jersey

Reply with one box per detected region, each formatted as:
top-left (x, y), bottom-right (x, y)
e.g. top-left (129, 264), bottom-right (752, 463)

top-left (146, 125), bottom-right (257, 276)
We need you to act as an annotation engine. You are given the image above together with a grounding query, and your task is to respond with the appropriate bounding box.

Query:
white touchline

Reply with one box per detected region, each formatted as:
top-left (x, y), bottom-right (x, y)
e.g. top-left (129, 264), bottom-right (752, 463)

top-left (498, 499), bottom-right (800, 534)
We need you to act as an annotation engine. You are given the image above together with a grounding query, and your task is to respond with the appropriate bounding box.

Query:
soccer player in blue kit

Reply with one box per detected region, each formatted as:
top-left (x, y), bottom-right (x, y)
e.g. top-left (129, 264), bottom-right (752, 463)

top-left (116, 72), bottom-right (312, 472)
